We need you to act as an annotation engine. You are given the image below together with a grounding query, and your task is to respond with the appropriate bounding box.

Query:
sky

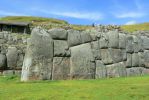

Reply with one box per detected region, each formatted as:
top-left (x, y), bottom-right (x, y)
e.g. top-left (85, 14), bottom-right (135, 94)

top-left (0, 0), bottom-right (148, 25)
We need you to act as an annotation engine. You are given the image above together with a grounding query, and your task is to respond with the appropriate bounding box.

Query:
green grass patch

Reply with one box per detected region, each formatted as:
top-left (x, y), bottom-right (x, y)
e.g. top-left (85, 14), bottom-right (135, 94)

top-left (0, 16), bottom-right (68, 25)
top-left (0, 16), bottom-right (149, 32)
top-left (0, 76), bottom-right (149, 100)
top-left (121, 23), bottom-right (149, 32)
top-left (0, 16), bottom-right (94, 31)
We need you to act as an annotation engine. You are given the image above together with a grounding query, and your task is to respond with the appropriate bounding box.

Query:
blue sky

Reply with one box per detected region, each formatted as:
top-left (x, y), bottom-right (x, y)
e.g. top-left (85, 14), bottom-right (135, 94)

top-left (0, 0), bottom-right (148, 25)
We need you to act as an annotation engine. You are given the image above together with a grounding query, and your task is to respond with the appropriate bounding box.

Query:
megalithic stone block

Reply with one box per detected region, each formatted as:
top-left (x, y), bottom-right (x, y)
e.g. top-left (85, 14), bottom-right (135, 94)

top-left (21, 27), bottom-right (53, 81)
top-left (70, 43), bottom-right (95, 79)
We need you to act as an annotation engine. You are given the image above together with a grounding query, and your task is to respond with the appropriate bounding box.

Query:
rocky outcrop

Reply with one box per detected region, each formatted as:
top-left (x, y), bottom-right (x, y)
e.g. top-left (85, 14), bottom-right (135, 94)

top-left (21, 27), bottom-right (53, 81)
top-left (0, 26), bottom-right (148, 81)
top-left (0, 31), bottom-right (28, 76)
top-left (70, 43), bottom-right (95, 79)
top-left (20, 28), bottom-right (149, 81)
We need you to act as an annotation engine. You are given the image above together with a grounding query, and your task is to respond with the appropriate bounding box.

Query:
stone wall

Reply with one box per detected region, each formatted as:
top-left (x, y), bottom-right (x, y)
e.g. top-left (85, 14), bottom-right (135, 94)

top-left (0, 31), bottom-right (27, 76)
top-left (21, 27), bottom-right (149, 81)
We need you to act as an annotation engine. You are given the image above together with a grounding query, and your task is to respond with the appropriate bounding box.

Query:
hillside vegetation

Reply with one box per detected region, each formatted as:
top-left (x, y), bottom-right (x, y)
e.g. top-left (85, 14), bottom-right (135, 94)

top-left (121, 23), bottom-right (149, 32)
top-left (0, 16), bottom-right (149, 32)
top-left (0, 16), bottom-right (68, 25)
top-left (0, 16), bottom-right (93, 31)
top-left (0, 75), bottom-right (149, 100)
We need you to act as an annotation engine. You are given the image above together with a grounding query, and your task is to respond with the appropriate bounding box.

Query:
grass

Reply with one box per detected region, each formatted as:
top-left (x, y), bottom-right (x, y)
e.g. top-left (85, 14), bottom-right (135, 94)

top-left (0, 16), bottom-right (68, 25)
top-left (0, 16), bottom-right (94, 31)
top-left (121, 23), bottom-right (149, 32)
top-left (0, 16), bottom-right (149, 32)
top-left (0, 75), bottom-right (149, 100)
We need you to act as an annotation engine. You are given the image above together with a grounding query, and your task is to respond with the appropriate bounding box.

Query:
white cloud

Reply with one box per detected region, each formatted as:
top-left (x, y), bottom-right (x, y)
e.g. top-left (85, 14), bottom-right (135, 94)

top-left (114, 12), bottom-right (145, 18)
top-left (0, 10), bottom-right (28, 16)
top-left (38, 9), bottom-right (104, 21)
top-left (125, 21), bottom-right (137, 25)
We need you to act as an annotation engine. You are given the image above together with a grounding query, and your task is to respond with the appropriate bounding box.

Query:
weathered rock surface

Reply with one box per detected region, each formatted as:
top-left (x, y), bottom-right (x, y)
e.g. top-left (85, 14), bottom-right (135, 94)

top-left (91, 41), bottom-right (101, 60)
top-left (126, 35), bottom-right (134, 53)
top-left (126, 67), bottom-right (144, 76)
top-left (3, 70), bottom-right (14, 76)
top-left (138, 52), bottom-right (145, 67)
top-left (52, 57), bottom-right (70, 80)
top-left (6, 47), bottom-right (18, 69)
top-left (142, 36), bottom-right (149, 50)
top-left (144, 50), bottom-right (149, 68)
top-left (48, 28), bottom-right (68, 40)
top-left (99, 33), bottom-right (108, 49)
top-left (132, 53), bottom-right (139, 67)
top-left (0, 54), bottom-right (7, 70)
top-left (100, 49), bottom-right (113, 65)
top-left (17, 27), bottom-right (149, 81)
top-left (80, 31), bottom-right (92, 43)
top-left (119, 33), bottom-right (126, 49)
top-left (107, 31), bottom-right (119, 48)
top-left (95, 60), bottom-right (107, 78)
top-left (54, 40), bottom-right (70, 57)
top-left (106, 62), bottom-right (126, 78)
top-left (68, 30), bottom-right (82, 47)
top-left (17, 53), bottom-right (24, 68)
top-left (21, 27), bottom-right (53, 81)
top-left (109, 48), bottom-right (123, 63)
top-left (70, 43), bottom-right (95, 79)
top-left (126, 53), bottom-right (132, 67)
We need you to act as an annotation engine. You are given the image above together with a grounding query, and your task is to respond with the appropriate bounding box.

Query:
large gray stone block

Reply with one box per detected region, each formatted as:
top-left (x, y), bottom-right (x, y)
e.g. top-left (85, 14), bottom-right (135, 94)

top-left (52, 57), bottom-right (70, 80)
top-left (133, 36), bottom-right (139, 53)
top-left (0, 39), bottom-right (6, 44)
top-left (3, 70), bottom-right (14, 76)
top-left (99, 33), bottom-right (108, 49)
top-left (90, 34), bottom-right (97, 41)
top-left (142, 36), bottom-right (149, 50)
top-left (122, 49), bottom-right (127, 61)
top-left (132, 53), bottom-right (139, 67)
top-left (144, 50), bottom-right (149, 68)
top-left (100, 49), bottom-right (124, 64)
top-left (137, 36), bottom-right (144, 52)
top-left (100, 49), bottom-right (113, 65)
top-left (107, 31), bottom-right (119, 48)
top-left (126, 35), bottom-right (134, 53)
top-left (21, 27), bottom-right (53, 81)
top-left (6, 47), bottom-right (18, 69)
top-left (106, 62), bottom-right (126, 78)
top-left (17, 53), bottom-right (24, 68)
top-left (109, 48), bottom-right (123, 63)
top-left (95, 60), bottom-right (107, 78)
top-left (91, 41), bottom-right (101, 60)
top-left (68, 30), bottom-right (82, 47)
top-left (142, 68), bottom-right (149, 75)
top-left (119, 33), bottom-right (126, 49)
top-left (54, 40), bottom-right (70, 57)
top-left (138, 52), bottom-right (145, 67)
top-left (15, 70), bottom-right (22, 76)
top-left (126, 67), bottom-right (144, 76)
top-left (0, 32), bottom-right (4, 39)
top-left (80, 31), bottom-right (92, 43)
top-left (48, 28), bottom-right (67, 40)
top-left (0, 54), bottom-right (7, 70)
top-left (70, 43), bottom-right (95, 79)
top-left (126, 53), bottom-right (132, 67)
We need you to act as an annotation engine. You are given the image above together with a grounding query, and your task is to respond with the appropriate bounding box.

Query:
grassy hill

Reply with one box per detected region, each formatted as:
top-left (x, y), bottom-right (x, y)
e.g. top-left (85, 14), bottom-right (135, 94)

top-left (0, 75), bottom-right (149, 100)
top-left (0, 16), bottom-right (68, 25)
top-left (0, 16), bottom-right (93, 31)
top-left (0, 16), bottom-right (149, 32)
top-left (121, 23), bottom-right (149, 32)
